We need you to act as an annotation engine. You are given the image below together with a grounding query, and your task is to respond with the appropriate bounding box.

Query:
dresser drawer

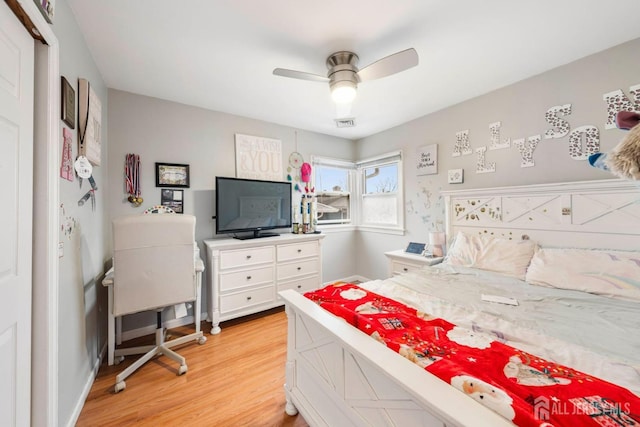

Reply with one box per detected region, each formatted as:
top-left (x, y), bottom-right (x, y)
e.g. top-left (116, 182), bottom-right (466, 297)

top-left (277, 241), bottom-right (319, 262)
top-left (277, 275), bottom-right (320, 297)
top-left (220, 286), bottom-right (274, 313)
top-left (277, 258), bottom-right (319, 280)
top-left (219, 266), bottom-right (273, 292)
top-left (220, 246), bottom-right (274, 269)
top-left (390, 260), bottom-right (422, 275)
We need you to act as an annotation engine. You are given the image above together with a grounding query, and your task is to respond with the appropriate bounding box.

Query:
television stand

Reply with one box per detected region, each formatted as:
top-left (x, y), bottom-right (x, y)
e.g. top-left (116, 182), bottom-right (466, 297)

top-left (234, 230), bottom-right (280, 240)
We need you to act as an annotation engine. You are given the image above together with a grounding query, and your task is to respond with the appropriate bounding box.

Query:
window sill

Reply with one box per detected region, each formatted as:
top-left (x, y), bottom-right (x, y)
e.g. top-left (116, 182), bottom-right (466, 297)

top-left (356, 225), bottom-right (405, 236)
top-left (316, 224), bottom-right (356, 233)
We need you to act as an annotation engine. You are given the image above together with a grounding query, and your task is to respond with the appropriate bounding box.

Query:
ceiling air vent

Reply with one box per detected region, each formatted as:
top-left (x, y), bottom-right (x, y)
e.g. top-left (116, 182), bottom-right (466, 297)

top-left (335, 118), bottom-right (356, 128)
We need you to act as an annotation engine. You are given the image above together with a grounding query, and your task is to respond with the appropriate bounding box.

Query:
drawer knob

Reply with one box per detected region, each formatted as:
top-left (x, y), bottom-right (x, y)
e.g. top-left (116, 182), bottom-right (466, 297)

top-left (246, 276), bottom-right (252, 280)
top-left (297, 285), bottom-right (302, 289)
top-left (246, 255), bottom-right (252, 259)
top-left (403, 267), bottom-right (408, 272)
top-left (246, 296), bottom-right (252, 301)
top-left (297, 249), bottom-right (302, 253)
top-left (297, 266), bottom-right (302, 271)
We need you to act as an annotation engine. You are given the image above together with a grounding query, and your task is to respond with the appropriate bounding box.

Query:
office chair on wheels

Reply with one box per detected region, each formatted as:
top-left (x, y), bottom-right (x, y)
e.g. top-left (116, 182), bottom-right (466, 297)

top-left (108, 214), bottom-right (206, 393)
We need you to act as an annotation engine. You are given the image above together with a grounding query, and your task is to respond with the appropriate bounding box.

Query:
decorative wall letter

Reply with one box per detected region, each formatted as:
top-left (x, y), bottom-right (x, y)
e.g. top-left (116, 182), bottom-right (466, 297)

top-left (603, 84), bottom-right (640, 129)
top-left (544, 104), bottom-right (572, 139)
top-left (568, 126), bottom-right (600, 160)
top-left (475, 146), bottom-right (496, 174)
top-left (488, 121), bottom-right (510, 150)
top-left (513, 135), bottom-right (541, 168)
top-left (452, 130), bottom-right (472, 157)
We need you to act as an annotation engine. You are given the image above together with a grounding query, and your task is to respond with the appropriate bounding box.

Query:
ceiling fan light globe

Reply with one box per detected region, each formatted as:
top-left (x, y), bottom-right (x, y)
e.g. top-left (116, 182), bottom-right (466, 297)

top-left (331, 84), bottom-right (357, 104)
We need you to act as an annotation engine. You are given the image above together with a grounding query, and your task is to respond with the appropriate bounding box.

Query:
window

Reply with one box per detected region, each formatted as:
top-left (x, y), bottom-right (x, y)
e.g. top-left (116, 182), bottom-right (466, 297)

top-left (312, 157), bottom-right (355, 225)
top-left (358, 151), bottom-right (403, 231)
top-left (311, 151), bottom-right (403, 232)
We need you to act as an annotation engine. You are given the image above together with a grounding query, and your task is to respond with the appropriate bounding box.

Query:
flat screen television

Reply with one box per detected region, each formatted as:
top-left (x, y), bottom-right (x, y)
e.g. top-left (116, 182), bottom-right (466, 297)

top-left (215, 176), bottom-right (292, 240)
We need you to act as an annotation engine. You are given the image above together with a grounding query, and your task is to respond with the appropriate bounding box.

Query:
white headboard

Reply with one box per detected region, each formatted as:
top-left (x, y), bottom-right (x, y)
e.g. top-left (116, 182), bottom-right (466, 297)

top-left (239, 196), bottom-right (282, 218)
top-left (441, 179), bottom-right (640, 251)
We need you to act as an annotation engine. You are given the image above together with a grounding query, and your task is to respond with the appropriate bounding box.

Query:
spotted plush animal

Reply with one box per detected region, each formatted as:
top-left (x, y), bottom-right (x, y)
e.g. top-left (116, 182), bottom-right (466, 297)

top-left (589, 111), bottom-right (640, 180)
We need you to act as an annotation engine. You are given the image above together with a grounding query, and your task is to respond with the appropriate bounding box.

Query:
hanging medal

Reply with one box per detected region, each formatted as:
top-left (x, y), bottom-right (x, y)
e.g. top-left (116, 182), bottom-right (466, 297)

top-left (125, 153), bottom-right (143, 207)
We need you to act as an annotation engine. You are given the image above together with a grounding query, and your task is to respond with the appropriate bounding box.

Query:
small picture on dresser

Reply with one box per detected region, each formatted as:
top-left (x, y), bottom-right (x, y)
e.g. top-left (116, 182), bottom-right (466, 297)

top-left (405, 242), bottom-right (426, 254)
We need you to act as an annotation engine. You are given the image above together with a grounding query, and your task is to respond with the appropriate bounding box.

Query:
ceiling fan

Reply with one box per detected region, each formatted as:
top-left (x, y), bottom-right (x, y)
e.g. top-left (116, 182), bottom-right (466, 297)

top-left (273, 48), bottom-right (419, 105)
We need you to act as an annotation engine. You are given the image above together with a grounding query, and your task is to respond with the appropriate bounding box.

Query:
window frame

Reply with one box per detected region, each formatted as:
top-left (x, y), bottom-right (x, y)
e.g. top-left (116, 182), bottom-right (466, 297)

top-left (311, 151), bottom-right (404, 234)
top-left (311, 156), bottom-right (356, 226)
top-left (357, 151), bottom-right (404, 233)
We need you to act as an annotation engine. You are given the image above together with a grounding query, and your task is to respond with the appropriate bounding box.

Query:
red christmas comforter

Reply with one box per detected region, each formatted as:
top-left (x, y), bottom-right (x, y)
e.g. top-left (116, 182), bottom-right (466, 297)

top-left (304, 282), bottom-right (640, 427)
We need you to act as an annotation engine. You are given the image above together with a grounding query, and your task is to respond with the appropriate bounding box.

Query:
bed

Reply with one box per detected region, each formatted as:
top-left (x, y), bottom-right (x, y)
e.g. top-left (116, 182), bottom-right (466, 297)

top-left (279, 179), bottom-right (640, 427)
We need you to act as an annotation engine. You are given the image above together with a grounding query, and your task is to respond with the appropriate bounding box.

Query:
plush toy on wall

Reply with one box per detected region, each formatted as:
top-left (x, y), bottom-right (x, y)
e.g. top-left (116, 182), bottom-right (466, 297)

top-left (588, 111), bottom-right (640, 180)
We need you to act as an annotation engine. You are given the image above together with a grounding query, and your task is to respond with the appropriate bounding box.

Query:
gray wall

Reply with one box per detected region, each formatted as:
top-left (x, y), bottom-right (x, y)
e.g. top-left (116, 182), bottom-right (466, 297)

top-left (51, 0), bottom-right (110, 425)
top-left (107, 90), bottom-right (358, 329)
top-left (355, 38), bottom-right (640, 280)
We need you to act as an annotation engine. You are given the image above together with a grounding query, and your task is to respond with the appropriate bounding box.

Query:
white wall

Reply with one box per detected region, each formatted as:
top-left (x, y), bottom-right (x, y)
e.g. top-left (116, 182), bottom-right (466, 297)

top-left (107, 90), bottom-right (358, 329)
top-left (50, 0), bottom-right (110, 425)
top-left (355, 38), bottom-right (640, 280)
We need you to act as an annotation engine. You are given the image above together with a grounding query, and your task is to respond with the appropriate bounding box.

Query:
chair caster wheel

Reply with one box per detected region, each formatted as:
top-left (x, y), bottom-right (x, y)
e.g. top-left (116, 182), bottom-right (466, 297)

top-left (198, 336), bottom-right (207, 345)
top-left (178, 365), bottom-right (187, 375)
top-left (114, 381), bottom-right (126, 393)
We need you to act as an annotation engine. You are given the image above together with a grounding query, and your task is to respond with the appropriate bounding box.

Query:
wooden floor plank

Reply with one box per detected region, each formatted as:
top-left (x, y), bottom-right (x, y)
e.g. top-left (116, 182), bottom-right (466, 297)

top-left (76, 308), bottom-right (309, 427)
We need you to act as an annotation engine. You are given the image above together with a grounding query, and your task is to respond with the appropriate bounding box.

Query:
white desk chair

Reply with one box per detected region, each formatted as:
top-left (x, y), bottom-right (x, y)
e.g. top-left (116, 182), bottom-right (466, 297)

top-left (108, 214), bottom-right (205, 393)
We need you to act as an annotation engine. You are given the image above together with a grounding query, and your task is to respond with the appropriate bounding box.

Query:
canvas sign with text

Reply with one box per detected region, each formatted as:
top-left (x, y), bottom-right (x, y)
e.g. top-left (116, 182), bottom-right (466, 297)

top-left (235, 134), bottom-right (283, 181)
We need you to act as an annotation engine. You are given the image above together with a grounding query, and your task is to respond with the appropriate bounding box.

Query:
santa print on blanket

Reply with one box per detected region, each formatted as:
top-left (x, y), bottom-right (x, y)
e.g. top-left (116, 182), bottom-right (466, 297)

top-left (304, 283), bottom-right (640, 427)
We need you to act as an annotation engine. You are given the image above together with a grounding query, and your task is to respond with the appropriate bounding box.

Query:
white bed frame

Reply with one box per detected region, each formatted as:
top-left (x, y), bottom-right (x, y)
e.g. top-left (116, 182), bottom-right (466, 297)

top-left (279, 179), bottom-right (640, 427)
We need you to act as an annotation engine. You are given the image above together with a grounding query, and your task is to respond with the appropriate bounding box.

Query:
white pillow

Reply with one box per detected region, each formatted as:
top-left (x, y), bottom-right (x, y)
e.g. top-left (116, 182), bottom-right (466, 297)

top-left (444, 231), bottom-right (537, 280)
top-left (525, 248), bottom-right (640, 301)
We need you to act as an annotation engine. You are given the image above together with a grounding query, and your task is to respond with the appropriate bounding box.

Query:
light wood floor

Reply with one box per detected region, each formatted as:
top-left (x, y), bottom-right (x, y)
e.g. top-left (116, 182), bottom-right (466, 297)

top-left (76, 308), bottom-right (309, 427)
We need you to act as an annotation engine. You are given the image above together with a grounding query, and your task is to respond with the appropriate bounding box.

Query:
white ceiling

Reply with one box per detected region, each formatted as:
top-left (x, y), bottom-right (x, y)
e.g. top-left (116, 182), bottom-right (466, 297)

top-left (67, 0), bottom-right (640, 140)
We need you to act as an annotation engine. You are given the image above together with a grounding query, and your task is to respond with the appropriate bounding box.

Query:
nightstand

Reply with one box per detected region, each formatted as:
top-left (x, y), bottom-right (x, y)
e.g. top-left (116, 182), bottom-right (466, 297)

top-left (384, 249), bottom-right (443, 277)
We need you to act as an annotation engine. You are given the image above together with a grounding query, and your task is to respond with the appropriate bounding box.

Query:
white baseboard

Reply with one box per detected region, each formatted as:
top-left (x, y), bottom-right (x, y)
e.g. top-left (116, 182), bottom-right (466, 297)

top-left (66, 351), bottom-right (103, 427)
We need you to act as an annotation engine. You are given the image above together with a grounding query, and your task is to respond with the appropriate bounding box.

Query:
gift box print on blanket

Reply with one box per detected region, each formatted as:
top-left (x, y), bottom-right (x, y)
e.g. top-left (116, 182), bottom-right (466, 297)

top-left (305, 283), bottom-right (640, 427)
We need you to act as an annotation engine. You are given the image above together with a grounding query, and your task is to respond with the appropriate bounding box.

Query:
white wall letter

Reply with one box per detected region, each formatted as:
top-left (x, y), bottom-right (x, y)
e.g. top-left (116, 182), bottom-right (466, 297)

top-left (475, 146), bottom-right (496, 173)
top-left (544, 104), bottom-right (572, 139)
top-left (452, 130), bottom-right (472, 157)
top-left (513, 135), bottom-right (541, 168)
top-left (603, 84), bottom-right (640, 129)
top-left (568, 126), bottom-right (600, 160)
top-left (488, 121), bottom-right (510, 150)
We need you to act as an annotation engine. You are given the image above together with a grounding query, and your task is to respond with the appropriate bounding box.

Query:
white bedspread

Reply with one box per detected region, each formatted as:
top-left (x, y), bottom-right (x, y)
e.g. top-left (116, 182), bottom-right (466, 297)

top-left (360, 264), bottom-right (640, 396)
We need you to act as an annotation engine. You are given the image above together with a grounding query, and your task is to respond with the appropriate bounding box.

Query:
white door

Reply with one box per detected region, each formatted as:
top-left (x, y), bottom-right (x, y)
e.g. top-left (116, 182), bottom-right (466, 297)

top-left (0, 2), bottom-right (35, 426)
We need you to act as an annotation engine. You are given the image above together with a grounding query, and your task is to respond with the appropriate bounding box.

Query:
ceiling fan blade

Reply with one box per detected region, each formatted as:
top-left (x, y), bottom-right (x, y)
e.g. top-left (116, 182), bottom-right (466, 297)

top-left (273, 68), bottom-right (329, 82)
top-left (357, 48), bottom-right (419, 82)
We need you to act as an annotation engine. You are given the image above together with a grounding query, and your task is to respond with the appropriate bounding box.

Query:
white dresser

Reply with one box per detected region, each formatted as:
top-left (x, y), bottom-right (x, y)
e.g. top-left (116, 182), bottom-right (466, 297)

top-left (204, 233), bottom-right (324, 334)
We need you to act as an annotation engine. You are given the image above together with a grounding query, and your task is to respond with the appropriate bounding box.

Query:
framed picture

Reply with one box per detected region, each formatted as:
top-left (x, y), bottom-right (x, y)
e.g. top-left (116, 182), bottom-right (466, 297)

top-left (35, 0), bottom-right (55, 23)
top-left (448, 168), bottom-right (464, 184)
top-left (161, 189), bottom-right (184, 214)
top-left (155, 163), bottom-right (190, 188)
top-left (61, 76), bottom-right (75, 129)
top-left (416, 144), bottom-right (438, 175)
top-left (405, 242), bottom-right (426, 254)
